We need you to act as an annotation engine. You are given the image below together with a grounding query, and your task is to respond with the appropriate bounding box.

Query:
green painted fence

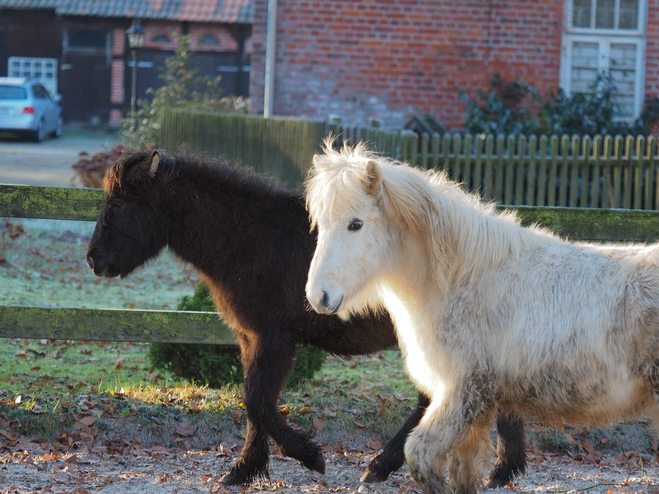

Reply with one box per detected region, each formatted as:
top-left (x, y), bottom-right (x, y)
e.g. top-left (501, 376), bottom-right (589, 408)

top-left (160, 110), bottom-right (659, 210)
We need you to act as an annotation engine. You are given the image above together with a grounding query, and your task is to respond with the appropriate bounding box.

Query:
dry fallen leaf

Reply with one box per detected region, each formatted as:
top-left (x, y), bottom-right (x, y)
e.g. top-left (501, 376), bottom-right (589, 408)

top-left (312, 417), bottom-right (325, 431)
top-left (175, 425), bottom-right (194, 437)
top-left (80, 416), bottom-right (97, 427)
top-left (367, 439), bottom-right (383, 451)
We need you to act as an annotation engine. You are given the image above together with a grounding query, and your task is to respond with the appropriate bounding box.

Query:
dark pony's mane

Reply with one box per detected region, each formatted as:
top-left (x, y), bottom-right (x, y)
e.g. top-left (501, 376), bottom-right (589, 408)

top-left (104, 150), bottom-right (297, 202)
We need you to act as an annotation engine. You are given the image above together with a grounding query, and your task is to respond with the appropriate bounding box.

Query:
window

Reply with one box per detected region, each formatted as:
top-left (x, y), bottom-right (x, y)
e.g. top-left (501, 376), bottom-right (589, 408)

top-left (571, 0), bottom-right (641, 32)
top-left (7, 57), bottom-right (58, 96)
top-left (32, 84), bottom-right (51, 100)
top-left (68, 28), bottom-right (107, 49)
top-left (151, 34), bottom-right (172, 44)
top-left (198, 35), bottom-right (220, 47)
top-left (561, 0), bottom-right (646, 119)
top-left (0, 86), bottom-right (27, 100)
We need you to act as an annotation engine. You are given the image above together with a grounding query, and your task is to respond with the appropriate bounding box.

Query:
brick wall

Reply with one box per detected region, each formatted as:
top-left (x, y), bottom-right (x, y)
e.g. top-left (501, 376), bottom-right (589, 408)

top-left (645, 1), bottom-right (659, 100)
top-left (249, 0), bottom-right (565, 129)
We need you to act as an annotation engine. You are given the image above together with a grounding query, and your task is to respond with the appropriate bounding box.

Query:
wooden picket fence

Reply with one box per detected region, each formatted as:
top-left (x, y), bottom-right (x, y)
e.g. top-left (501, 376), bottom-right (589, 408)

top-left (160, 109), bottom-right (659, 210)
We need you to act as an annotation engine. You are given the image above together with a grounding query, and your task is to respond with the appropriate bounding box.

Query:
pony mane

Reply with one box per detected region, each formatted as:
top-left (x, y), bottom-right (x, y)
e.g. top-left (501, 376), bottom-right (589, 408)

top-left (307, 140), bottom-right (538, 286)
top-left (104, 151), bottom-right (293, 200)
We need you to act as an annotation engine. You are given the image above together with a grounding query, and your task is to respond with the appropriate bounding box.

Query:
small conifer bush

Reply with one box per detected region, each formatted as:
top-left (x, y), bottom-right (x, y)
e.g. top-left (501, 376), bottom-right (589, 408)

top-left (148, 282), bottom-right (326, 388)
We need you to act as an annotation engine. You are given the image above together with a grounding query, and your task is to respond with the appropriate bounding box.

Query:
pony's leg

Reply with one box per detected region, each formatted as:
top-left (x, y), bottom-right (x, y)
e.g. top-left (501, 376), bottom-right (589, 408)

top-left (405, 382), bottom-right (494, 494)
top-left (485, 412), bottom-right (527, 488)
top-left (222, 334), bottom-right (312, 485)
top-left (239, 334), bottom-right (324, 477)
top-left (447, 413), bottom-right (494, 494)
top-left (221, 418), bottom-right (270, 485)
top-left (361, 391), bottom-right (430, 483)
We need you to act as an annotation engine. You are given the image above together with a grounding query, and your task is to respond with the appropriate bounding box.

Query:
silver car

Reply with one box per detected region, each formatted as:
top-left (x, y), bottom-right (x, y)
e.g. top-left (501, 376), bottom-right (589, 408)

top-left (0, 77), bottom-right (63, 142)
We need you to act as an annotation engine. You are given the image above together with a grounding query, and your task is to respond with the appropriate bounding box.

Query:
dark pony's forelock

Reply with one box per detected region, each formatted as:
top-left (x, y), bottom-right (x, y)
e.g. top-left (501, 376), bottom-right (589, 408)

top-left (103, 151), bottom-right (152, 195)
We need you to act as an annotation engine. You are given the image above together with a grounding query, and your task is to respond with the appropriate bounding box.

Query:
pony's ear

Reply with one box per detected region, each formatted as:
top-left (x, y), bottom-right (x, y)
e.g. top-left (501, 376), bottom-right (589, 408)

top-left (143, 151), bottom-right (161, 179)
top-left (363, 160), bottom-right (382, 197)
top-left (312, 153), bottom-right (328, 171)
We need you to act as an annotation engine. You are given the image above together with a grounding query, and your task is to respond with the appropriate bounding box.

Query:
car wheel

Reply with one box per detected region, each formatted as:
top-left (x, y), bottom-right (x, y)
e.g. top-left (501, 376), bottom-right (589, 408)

top-left (52, 117), bottom-right (63, 138)
top-left (31, 119), bottom-right (46, 142)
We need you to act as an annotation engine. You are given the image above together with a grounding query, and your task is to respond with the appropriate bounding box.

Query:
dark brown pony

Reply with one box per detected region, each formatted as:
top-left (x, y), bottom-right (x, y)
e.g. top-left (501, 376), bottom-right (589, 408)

top-left (86, 151), bottom-right (526, 487)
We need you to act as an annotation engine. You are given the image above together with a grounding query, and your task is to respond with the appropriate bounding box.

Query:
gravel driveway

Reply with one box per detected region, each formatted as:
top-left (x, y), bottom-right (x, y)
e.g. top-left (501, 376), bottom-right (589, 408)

top-left (0, 129), bottom-right (119, 187)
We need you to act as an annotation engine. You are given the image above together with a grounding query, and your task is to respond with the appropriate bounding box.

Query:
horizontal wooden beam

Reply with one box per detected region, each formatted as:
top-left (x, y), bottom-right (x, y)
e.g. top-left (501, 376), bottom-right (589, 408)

top-left (2, 185), bottom-right (659, 242)
top-left (512, 206), bottom-right (659, 243)
top-left (0, 184), bottom-right (103, 221)
top-left (0, 306), bottom-right (237, 345)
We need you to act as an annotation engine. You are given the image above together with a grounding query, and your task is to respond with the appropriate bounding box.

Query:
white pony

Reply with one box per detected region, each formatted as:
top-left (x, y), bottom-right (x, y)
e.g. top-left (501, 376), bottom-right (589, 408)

top-left (305, 141), bottom-right (659, 494)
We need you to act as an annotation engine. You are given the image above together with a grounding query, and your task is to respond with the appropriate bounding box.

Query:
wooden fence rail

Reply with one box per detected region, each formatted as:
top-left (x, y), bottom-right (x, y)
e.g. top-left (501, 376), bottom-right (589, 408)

top-left (161, 110), bottom-right (659, 210)
top-left (2, 184), bottom-right (659, 344)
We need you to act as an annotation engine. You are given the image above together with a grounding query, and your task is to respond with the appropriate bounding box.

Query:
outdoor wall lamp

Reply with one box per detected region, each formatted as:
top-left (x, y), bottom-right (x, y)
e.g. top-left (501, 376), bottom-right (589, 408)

top-left (126, 20), bottom-right (146, 129)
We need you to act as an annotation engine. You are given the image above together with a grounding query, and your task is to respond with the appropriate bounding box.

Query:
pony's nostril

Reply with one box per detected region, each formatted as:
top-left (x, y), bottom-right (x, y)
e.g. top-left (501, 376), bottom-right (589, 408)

top-left (86, 255), bottom-right (95, 270)
top-left (320, 290), bottom-right (330, 308)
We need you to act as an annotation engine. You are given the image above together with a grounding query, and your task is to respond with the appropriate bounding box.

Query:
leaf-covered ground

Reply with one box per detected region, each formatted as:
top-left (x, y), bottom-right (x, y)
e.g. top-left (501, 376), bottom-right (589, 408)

top-left (2, 219), bottom-right (659, 492)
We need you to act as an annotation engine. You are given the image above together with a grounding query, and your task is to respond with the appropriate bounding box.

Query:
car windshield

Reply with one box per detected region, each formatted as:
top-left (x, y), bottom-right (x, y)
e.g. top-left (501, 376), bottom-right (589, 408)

top-left (0, 85), bottom-right (27, 100)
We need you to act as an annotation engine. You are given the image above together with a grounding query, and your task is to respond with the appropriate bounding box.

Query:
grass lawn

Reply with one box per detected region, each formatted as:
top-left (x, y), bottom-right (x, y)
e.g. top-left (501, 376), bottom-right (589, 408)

top-left (0, 217), bottom-right (417, 447)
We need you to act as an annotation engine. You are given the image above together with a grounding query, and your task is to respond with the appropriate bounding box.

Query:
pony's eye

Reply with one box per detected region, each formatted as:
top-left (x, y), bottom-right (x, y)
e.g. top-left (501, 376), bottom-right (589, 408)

top-left (348, 219), bottom-right (363, 232)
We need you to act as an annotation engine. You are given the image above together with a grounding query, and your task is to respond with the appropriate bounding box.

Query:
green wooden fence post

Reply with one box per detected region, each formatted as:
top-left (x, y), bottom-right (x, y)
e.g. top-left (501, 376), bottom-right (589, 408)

top-left (484, 135), bottom-right (494, 200)
top-left (548, 135), bottom-right (559, 207)
top-left (527, 135), bottom-right (537, 206)
top-left (515, 135), bottom-right (527, 206)
top-left (431, 133), bottom-right (441, 170)
top-left (635, 136), bottom-right (645, 210)
top-left (473, 134), bottom-right (484, 194)
top-left (503, 134), bottom-right (515, 205)
top-left (559, 134), bottom-right (570, 207)
top-left (569, 135), bottom-right (581, 208)
top-left (452, 134), bottom-right (462, 181)
top-left (463, 134), bottom-right (473, 189)
top-left (580, 136), bottom-right (591, 209)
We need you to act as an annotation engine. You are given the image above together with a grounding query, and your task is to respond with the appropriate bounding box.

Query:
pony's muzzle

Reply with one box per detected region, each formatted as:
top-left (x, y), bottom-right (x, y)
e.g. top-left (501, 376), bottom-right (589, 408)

top-left (307, 288), bottom-right (344, 315)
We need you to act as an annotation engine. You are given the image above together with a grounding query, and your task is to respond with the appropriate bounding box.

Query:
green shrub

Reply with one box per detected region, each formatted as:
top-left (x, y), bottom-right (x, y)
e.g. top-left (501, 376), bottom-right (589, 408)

top-left (122, 35), bottom-right (249, 149)
top-left (148, 282), bottom-right (326, 389)
top-left (460, 74), bottom-right (659, 137)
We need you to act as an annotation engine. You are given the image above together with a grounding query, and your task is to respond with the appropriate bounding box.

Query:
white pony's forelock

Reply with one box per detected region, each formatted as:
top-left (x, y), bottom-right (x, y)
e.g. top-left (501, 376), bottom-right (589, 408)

top-left (307, 139), bottom-right (534, 285)
top-left (306, 137), bottom-right (386, 230)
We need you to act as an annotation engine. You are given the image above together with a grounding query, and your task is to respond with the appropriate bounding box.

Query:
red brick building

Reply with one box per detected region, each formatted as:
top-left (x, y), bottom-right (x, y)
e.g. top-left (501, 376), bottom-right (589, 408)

top-left (0, 0), bottom-right (252, 124)
top-left (250, 0), bottom-right (656, 129)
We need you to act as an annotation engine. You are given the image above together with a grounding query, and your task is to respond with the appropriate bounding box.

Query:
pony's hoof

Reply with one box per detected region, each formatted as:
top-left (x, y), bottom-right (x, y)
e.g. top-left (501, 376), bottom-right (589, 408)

top-left (220, 471), bottom-right (247, 486)
top-left (484, 477), bottom-right (509, 489)
top-left (360, 470), bottom-right (388, 483)
top-left (303, 451), bottom-right (326, 474)
top-left (221, 466), bottom-right (260, 486)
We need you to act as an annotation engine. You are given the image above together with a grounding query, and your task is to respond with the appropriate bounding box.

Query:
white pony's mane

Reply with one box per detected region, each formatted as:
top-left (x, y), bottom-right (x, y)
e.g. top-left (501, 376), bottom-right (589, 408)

top-left (307, 139), bottom-right (551, 285)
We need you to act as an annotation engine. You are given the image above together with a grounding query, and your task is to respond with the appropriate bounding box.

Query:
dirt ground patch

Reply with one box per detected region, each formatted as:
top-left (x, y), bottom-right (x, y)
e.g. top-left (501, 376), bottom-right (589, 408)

top-left (1, 438), bottom-right (657, 494)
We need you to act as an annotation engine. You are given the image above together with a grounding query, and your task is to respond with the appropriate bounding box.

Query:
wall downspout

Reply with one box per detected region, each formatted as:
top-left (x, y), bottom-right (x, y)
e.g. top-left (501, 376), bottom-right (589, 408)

top-left (263, 0), bottom-right (277, 118)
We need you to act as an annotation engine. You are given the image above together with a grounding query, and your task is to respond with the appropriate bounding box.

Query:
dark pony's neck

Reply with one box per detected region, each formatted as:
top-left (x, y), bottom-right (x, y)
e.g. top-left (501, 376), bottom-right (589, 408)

top-left (154, 154), bottom-right (308, 277)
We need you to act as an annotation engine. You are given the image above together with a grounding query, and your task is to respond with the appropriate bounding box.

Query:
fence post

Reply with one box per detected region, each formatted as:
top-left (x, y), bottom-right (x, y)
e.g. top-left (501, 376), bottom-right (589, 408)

top-left (580, 136), bottom-right (591, 209)
top-left (569, 135), bottom-right (581, 208)
top-left (527, 135), bottom-right (537, 206)
top-left (463, 134), bottom-right (473, 189)
top-left (634, 136), bottom-right (645, 210)
top-left (515, 135), bottom-right (526, 206)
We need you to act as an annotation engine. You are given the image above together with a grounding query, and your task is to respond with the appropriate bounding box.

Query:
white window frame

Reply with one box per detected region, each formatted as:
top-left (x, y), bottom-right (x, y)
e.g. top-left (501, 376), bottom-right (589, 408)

top-left (7, 57), bottom-right (58, 97)
top-left (560, 0), bottom-right (647, 120)
top-left (565, 0), bottom-right (647, 35)
top-left (560, 35), bottom-right (645, 119)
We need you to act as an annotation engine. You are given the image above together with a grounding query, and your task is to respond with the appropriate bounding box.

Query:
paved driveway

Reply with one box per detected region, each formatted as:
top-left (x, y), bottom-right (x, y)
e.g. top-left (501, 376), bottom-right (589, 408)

top-left (0, 130), bottom-right (119, 187)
